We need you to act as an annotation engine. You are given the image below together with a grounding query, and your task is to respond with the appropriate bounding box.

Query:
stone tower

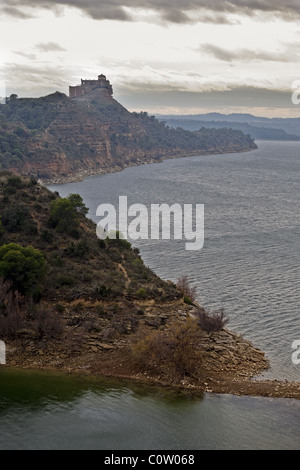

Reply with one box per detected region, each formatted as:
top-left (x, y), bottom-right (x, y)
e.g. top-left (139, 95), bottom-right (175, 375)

top-left (69, 74), bottom-right (113, 99)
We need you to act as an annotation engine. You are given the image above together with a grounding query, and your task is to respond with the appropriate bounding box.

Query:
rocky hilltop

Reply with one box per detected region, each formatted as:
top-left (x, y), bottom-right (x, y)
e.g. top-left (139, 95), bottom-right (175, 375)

top-left (0, 75), bottom-right (257, 183)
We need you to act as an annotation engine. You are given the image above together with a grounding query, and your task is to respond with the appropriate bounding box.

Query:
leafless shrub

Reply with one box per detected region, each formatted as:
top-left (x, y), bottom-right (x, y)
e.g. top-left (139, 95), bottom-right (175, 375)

top-left (176, 276), bottom-right (197, 304)
top-left (131, 326), bottom-right (169, 367)
top-left (131, 317), bottom-right (203, 380)
top-left (195, 308), bottom-right (229, 333)
top-left (0, 281), bottom-right (26, 338)
top-left (33, 304), bottom-right (65, 339)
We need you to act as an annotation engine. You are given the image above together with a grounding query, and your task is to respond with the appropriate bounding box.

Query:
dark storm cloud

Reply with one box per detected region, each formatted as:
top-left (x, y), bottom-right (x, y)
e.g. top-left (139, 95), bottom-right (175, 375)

top-left (2, 0), bottom-right (300, 23)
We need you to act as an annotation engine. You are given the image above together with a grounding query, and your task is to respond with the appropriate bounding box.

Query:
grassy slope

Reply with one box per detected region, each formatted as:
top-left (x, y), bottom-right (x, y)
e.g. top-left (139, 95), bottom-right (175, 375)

top-left (0, 173), bottom-right (179, 302)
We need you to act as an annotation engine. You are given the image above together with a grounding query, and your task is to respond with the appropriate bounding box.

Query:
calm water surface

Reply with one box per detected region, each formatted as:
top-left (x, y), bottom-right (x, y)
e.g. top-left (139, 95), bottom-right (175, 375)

top-left (0, 368), bottom-right (299, 450)
top-left (1, 141), bottom-right (299, 450)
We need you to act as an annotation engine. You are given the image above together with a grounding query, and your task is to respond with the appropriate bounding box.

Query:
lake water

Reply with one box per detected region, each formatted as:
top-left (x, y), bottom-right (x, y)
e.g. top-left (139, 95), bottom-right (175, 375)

top-left (0, 141), bottom-right (299, 449)
top-left (0, 368), bottom-right (300, 450)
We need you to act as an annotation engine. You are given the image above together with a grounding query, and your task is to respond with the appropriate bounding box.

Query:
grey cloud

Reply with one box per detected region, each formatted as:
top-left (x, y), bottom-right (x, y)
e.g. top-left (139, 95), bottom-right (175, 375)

top-left (200, 43), bottom-right (297, 62)
top-left (1, 62), bottom-right (72, 97)
top-left (201, 44), bottom-right (236, 62)
top-left (2, 6), bottom-right (33, 18)
top-left (116, 84), bottom-right (294, 112)
top-left (161, 8), bottom-right (190, 24)
top-left (35, 42), bottom-right (66, 52)
top-left (1, 0), bottom-right (131, 21)
top-left (198, 13), bottom-right (241, 25)
top-left (2, 0), bottom-right (300, 23)
top-left (1, 62), bottom-right (295, 115)
top-left (13, 50), bottom-right (37, 60)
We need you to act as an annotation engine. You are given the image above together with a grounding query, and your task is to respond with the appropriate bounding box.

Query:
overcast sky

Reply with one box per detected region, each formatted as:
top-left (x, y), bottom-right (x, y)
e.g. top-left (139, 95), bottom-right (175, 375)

top-left (1, 0), bottom-right (300, 117)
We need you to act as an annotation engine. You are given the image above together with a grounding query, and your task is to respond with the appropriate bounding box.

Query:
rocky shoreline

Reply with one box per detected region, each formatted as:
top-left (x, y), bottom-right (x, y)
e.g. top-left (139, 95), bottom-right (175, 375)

top-left (40, 147), bottom-right (254, 185)
top-left (3, 300), bottom-right (300, 400)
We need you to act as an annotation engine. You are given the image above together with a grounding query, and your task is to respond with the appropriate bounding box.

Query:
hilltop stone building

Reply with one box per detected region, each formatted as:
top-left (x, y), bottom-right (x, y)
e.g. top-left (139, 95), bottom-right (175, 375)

top-left (69, 74), bottom-right (113, 99)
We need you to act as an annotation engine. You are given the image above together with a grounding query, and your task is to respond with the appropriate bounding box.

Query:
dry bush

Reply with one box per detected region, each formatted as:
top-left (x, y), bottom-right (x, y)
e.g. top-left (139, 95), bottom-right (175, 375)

top-left (33, 304), bottom-right (65, 339)
top-left (167, 318), bottom-right (203, 378)
top-left (131, 327), bottom-right (169, 367)
top-left (131, 317), bottom-right (203, 381)
top-left (176, 276), bottom-right (197, 304)
top-left (0, 281), bottom-right (26, 338)
top-left (195, 307), bottom-right (229, 333)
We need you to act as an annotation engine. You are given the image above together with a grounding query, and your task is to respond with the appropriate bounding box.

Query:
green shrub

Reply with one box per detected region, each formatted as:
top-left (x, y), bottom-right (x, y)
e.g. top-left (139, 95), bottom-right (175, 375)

top-left (48, 198), bottom-right (79, 235)
top-left (48, 194), bottom-right (88, 237)
top-left (136, 288), bottom-right (146, 298)
top-left (1, 204), bottom-right (37, 234)
top-left (57, 275), bottom-right (75, 287)
top-left (0, 243), bottom-right (46, 296)
top-left (67, 194), bottom-right (88, 216)
top-left (96, 285), bottom-right (111, 298)
top-left (66, 240), bottom-right (89, 258)
top-left (41, 229), bottom-right (54, 243)
top-left (6, 176), bottom-right (23, 189)
top-left (55, 303), bottom-right (65, 313)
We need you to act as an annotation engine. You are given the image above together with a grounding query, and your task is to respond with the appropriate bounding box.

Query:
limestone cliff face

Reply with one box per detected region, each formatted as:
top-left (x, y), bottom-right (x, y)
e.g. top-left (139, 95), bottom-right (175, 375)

top-left (0, 89), bottom-right (257, 183)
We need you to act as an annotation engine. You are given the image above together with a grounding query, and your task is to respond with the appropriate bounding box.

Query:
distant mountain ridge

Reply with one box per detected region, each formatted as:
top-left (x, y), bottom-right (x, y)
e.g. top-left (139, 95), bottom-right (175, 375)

top-left (157, 113), bottom-right (300, 141)
top-left (0, 82), bottom-right (256, 183)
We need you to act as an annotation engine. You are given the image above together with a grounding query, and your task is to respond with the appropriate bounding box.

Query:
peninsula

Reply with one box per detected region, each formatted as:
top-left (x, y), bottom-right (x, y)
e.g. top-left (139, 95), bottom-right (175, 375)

top-left (0, 173), bottom-right (299, 400)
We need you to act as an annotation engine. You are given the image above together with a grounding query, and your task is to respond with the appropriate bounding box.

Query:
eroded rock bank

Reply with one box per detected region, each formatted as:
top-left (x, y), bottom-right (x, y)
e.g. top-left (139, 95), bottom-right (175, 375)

top-left (3, 299), bottom-right (300, 400)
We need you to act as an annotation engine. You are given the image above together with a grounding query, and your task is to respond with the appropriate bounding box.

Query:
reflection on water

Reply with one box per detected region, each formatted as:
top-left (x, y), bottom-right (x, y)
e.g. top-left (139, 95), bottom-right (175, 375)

top-left (0, 367), bottom-right (202, 413)
top-left (0, 368), bottom-right (300, 450)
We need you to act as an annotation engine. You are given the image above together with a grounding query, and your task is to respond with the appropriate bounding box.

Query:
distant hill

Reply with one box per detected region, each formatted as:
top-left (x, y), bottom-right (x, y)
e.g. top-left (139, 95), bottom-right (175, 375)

top-left (157, 113), bottom-right (300, 141)
top-left (0, 86), bottom-right (256, 183)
